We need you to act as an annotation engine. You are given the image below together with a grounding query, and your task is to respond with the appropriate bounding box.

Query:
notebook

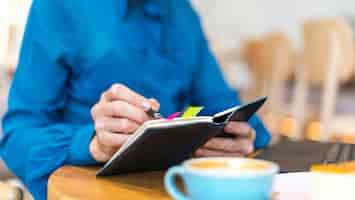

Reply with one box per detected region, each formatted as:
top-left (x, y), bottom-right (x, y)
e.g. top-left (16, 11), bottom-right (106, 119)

top-left (96, 97), bottom-right (267, 176)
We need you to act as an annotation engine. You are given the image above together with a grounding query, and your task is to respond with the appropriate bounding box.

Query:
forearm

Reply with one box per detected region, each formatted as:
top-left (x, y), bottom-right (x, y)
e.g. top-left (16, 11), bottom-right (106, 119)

top-left (0, 122), bottom-right (97, 199)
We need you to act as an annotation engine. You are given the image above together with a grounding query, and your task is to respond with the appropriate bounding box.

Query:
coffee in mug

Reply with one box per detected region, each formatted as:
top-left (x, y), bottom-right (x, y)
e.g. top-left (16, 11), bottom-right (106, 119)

top-left (165, 157), bottom-right (279, 200)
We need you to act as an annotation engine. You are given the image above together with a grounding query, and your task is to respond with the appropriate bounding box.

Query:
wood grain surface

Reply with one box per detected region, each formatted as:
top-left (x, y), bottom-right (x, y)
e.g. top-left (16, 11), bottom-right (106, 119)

top-left (48, 166), bottom-right (172, 200)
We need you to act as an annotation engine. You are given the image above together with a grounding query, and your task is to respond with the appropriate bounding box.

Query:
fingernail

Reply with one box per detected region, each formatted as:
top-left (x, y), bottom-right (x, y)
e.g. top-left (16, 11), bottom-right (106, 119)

top-left (246, 145), bottom-right (254, 154)
top-left (113, 86), bottom-right (120, 95)
top-left (141, 101), bottom-right (151, 110)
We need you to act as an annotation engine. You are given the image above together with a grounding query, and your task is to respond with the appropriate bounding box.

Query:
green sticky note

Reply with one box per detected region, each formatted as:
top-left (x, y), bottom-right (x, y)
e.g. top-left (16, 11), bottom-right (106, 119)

top-left (182, 106), bottom-right (204, 119)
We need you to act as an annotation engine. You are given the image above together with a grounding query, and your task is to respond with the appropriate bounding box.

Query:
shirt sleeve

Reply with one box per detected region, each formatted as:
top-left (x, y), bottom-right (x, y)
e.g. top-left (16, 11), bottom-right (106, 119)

top-left (0, 1), bottom-right (97, 199)
top-left (189, 19), bottom-right (271, 149)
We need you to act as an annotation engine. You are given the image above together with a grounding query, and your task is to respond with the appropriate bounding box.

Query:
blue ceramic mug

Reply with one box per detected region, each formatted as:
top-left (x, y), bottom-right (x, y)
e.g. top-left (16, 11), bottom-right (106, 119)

top-left (165, 157), bottom-right (279, 200)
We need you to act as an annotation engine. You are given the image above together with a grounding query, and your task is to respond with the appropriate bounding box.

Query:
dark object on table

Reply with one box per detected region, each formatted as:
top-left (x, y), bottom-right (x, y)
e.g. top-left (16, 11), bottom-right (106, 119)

top-left (256, 137), bottom-right (355, 173)
top-left (322, 143), bottom-right (355, 164)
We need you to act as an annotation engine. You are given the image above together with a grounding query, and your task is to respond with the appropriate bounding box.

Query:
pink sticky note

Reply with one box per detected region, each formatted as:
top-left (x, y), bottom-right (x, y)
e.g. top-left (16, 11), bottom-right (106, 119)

top-left (167, 112), bottom-right (182, 121)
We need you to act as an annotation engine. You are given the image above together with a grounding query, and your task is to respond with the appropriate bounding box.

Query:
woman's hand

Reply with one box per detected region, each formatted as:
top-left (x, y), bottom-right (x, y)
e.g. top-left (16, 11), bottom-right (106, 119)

top-left (195, 122), bottom-right (256, 157)
top-left (89, 84), bottom-right (159, 162)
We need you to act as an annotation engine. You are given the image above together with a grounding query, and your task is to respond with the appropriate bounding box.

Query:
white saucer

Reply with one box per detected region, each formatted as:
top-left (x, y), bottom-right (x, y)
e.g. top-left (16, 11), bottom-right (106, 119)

top-left (272, 172), bottom-right (311, 200)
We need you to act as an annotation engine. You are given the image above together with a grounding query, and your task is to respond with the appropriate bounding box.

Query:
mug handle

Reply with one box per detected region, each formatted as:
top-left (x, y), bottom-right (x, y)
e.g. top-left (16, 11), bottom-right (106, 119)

top-left (164, 166), bottom-right (190, 200)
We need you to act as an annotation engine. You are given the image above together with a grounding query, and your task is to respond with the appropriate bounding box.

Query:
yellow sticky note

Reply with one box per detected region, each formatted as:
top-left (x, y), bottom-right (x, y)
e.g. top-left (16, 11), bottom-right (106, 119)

top-left (182, 106), bottom-right (204, 119)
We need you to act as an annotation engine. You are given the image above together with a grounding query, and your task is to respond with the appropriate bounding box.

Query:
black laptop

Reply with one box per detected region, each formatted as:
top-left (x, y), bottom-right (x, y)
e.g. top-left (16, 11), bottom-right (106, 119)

top-left (256, 137), bottom-right (355, 173)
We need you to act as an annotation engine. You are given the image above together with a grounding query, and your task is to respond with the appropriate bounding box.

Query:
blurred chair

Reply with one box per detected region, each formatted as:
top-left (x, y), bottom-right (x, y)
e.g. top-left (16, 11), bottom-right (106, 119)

top-left (292, 17), bottom-right (355, 141)
top-left (242, 33), bottom-right (295, 93)
top-left (0, 11), bottom-right (13, 180)
top-left (0, 17), bottom-right (25, 200)
top-left (0, 21), bottom-right (10, 88)
top-left (303, 18), bottom-right (354, 85)
top-left (0, 181), bottom-right (23, 200)
top-left (241, 32), bottom-right (296, 134)
top-left (4, 24), bottom-right (21, 76)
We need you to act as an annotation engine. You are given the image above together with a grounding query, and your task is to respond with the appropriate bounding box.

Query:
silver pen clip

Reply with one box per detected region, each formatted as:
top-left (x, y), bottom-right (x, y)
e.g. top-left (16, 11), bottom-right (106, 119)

top-left (146, 108), bottom-right (164, 119)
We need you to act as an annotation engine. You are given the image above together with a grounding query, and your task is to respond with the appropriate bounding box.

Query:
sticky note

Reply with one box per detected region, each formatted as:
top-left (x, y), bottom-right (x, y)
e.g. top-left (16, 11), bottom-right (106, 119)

top-left (182, 106), bottom-right (204, 119)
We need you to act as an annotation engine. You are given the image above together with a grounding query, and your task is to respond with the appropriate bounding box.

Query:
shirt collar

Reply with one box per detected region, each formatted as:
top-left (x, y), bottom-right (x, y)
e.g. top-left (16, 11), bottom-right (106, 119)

top-left (118, 0), bottom-right (167, 20)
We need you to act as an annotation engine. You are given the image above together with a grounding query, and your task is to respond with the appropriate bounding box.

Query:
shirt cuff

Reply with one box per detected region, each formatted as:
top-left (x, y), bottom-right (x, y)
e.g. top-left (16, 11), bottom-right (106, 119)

top-left (67, 124), bottom-right (98, 165)
top-left (249, 115), bottom-right (271, 149)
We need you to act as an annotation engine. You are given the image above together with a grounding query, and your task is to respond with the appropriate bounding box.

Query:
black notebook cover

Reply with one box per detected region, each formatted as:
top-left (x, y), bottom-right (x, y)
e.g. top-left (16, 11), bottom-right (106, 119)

top-left (97, 97), bottom-right (267, 176)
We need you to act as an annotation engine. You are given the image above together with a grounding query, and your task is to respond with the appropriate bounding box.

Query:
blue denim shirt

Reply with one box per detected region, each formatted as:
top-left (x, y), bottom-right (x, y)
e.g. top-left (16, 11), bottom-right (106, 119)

top-left (0, 0), bottom-right (271, 199)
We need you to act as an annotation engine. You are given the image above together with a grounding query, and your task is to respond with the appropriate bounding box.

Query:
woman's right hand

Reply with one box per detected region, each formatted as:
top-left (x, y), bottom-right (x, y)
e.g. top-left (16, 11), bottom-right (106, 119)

top-left (89, 84), bottom-right (160, 162)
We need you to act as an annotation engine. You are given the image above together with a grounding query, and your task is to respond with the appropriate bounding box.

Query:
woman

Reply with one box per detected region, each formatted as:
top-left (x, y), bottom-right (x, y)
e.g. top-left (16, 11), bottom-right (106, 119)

top-left (0, 0), bottom-right (270, 199)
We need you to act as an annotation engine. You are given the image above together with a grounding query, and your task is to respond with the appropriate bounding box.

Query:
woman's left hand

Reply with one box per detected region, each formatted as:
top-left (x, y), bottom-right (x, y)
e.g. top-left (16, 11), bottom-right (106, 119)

top-left (195, 122), bottom-right (256, 157)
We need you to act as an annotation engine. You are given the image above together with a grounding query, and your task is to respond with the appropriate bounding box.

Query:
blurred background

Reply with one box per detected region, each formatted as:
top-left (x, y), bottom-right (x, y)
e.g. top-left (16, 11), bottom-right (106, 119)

top-left (2, 0), bottom-right (355, 199)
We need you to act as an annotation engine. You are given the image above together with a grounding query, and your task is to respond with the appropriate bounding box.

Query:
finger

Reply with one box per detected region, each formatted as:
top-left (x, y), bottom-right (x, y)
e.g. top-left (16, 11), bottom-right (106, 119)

top-left (101, 84), bottom-right (151, 110)
top-left (203, 137), bottom-right (254, 154)
top-left (96, 131), bottom-right (131, 149)
top-left (250, 129), bottom-right (256, 141)
top-left (224, 122), bottom-right (254, 138)
top-left (90, 136), bottom-right (115, 162)
top-left (194, 148), bottom-right (243, 157)
top-left (95, 117), bottom-right (140, 134)
top-left (96, 144), bottom-right (117, 161)
top-left (98, 100), bottom-right (150, 123)
top-left (149, 98), bottom-right (160, 111)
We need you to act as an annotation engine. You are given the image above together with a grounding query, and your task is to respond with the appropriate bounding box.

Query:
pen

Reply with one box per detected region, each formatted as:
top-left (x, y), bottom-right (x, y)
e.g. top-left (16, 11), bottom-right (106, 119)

top-left (146, 108), bottom-right (164, 119)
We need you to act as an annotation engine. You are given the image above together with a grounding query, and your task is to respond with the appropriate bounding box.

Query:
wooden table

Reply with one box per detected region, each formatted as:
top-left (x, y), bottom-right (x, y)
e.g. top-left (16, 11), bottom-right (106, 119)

top-left (48, 166), bottom-right (172, 200)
